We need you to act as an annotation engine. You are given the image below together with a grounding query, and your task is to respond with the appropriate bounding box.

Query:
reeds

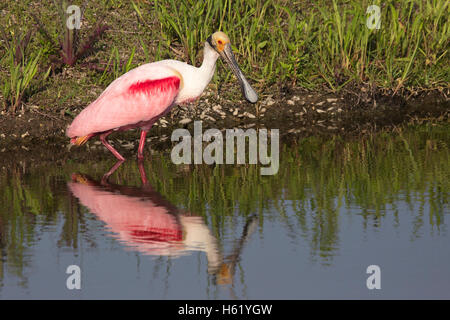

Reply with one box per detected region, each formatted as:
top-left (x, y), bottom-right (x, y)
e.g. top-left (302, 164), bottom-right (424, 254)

top-left (1, 29), bottom-right (50, 112)
top-left (131, 0), bottom-right (448, 91)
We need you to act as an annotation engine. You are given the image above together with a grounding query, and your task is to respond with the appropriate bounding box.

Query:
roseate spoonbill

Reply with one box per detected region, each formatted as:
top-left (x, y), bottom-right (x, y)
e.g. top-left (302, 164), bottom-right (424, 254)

top-left (67, 31), bottom-right (258, 161)
top-left (68, 161), bottom-right (258, 284)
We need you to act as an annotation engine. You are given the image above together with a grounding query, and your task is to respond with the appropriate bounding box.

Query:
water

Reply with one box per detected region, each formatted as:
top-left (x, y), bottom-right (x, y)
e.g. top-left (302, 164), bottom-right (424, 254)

top-left (0, 124), bottom-right (448, 299)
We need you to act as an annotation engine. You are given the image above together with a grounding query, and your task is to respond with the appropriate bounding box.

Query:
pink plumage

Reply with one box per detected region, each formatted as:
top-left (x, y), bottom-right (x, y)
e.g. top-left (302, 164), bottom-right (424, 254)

top-left (67, 67), bottom-right (180, 139)
top-left (66, 64), bottom-right (181, 160)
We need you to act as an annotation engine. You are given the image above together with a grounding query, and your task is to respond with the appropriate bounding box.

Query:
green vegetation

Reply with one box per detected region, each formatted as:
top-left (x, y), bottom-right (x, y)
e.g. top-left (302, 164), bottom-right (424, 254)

top-left (49, 0), bottom-right (109, 68)
top-left (2, 47), bottom-right (48, 112)
top-left (0, 0), bottom-right (448, 113)
top-left (0, 123), bottom-right (448, 280)
top-left (0, 28), bottom-right (50, 112)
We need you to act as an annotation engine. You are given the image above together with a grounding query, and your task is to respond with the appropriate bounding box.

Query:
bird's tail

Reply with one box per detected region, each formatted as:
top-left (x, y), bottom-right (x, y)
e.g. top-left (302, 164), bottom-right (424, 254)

top-left (70, 134), bottom-right (94, 146)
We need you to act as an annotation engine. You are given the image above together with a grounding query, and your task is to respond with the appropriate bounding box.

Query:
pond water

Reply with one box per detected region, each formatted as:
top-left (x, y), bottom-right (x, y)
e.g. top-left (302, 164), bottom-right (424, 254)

top-left (0, 123), bottom-right (448, 299)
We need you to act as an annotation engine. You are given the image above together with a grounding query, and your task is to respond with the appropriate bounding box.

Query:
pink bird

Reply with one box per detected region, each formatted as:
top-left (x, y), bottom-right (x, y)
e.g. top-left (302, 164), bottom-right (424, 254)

top-left (66, 32), bottom-right (258, 161)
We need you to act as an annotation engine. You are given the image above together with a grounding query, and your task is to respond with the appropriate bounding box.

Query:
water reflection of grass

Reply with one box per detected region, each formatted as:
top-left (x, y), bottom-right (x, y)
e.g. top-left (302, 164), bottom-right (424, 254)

top-left (0, 123), bottom-right (448, 280)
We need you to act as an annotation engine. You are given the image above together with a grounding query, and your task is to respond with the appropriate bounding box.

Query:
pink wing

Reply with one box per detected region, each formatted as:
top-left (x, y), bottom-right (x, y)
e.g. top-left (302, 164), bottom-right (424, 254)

top-left (67, 64), bottom-right (181, 138)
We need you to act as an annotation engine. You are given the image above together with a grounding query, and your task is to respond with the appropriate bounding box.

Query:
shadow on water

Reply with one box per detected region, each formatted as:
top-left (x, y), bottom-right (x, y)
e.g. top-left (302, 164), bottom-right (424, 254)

top-left (0, 122), bottom-right (448, 298)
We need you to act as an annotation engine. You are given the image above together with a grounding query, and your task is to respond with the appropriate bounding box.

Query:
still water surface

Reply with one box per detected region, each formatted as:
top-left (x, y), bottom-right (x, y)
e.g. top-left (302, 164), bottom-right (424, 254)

top-left (0, 124), bottom-right (448, 299)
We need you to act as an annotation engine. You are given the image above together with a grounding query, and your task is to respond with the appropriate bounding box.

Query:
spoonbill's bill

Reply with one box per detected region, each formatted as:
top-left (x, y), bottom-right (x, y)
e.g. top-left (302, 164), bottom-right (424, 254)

top-left (67, 31), bottom-right (258, 160)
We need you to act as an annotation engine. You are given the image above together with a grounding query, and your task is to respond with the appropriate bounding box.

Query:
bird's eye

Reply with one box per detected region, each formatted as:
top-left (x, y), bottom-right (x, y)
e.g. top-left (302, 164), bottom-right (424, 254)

top-left (217, 40), bottom-right (223, 45)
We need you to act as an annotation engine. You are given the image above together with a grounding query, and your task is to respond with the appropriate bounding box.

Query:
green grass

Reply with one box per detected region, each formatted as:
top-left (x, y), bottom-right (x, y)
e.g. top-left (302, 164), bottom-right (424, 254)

top-left (0, 0), bottom-right (448, 112)
top-left (131, 0), bottom-right (449, 90)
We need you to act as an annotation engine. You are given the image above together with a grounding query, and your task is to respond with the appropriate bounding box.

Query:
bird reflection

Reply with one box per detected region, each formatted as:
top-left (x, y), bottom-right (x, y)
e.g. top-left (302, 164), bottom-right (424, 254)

top-left (67, 161), bottom-right (257, 285)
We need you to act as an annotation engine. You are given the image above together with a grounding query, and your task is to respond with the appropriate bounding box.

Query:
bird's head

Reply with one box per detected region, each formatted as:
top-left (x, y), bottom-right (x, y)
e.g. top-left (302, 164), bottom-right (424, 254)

top-left (207, 31), bottom-right (258, 103)
top-left (208, 31), bottom-right (230, 53)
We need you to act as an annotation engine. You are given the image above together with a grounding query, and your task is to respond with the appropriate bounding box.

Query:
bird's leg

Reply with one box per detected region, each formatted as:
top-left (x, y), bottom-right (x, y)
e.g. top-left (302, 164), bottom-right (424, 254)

top-left (137, 159), bottom-right (149, 186)
top-left (137, 129), bottom-right (148, 160)
top-left (99, 130), bottom-right (125, 161)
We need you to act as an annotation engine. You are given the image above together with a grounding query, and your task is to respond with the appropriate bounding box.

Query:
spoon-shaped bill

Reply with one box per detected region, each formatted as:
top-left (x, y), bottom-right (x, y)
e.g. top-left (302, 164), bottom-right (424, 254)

top-left (220, 44), bottom-right (258, 103)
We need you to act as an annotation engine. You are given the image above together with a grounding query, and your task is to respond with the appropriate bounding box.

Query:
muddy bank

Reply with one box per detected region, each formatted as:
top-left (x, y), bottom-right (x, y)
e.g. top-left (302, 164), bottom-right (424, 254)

top-left (0, 88), bottom-right (448, 167)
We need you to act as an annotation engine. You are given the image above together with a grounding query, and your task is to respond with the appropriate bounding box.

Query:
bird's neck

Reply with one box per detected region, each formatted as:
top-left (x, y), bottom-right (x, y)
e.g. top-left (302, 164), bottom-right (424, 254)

top-left (175, 43), bottom-right (219, 104)
top-left (199, 42), bottom-right (220, 83)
